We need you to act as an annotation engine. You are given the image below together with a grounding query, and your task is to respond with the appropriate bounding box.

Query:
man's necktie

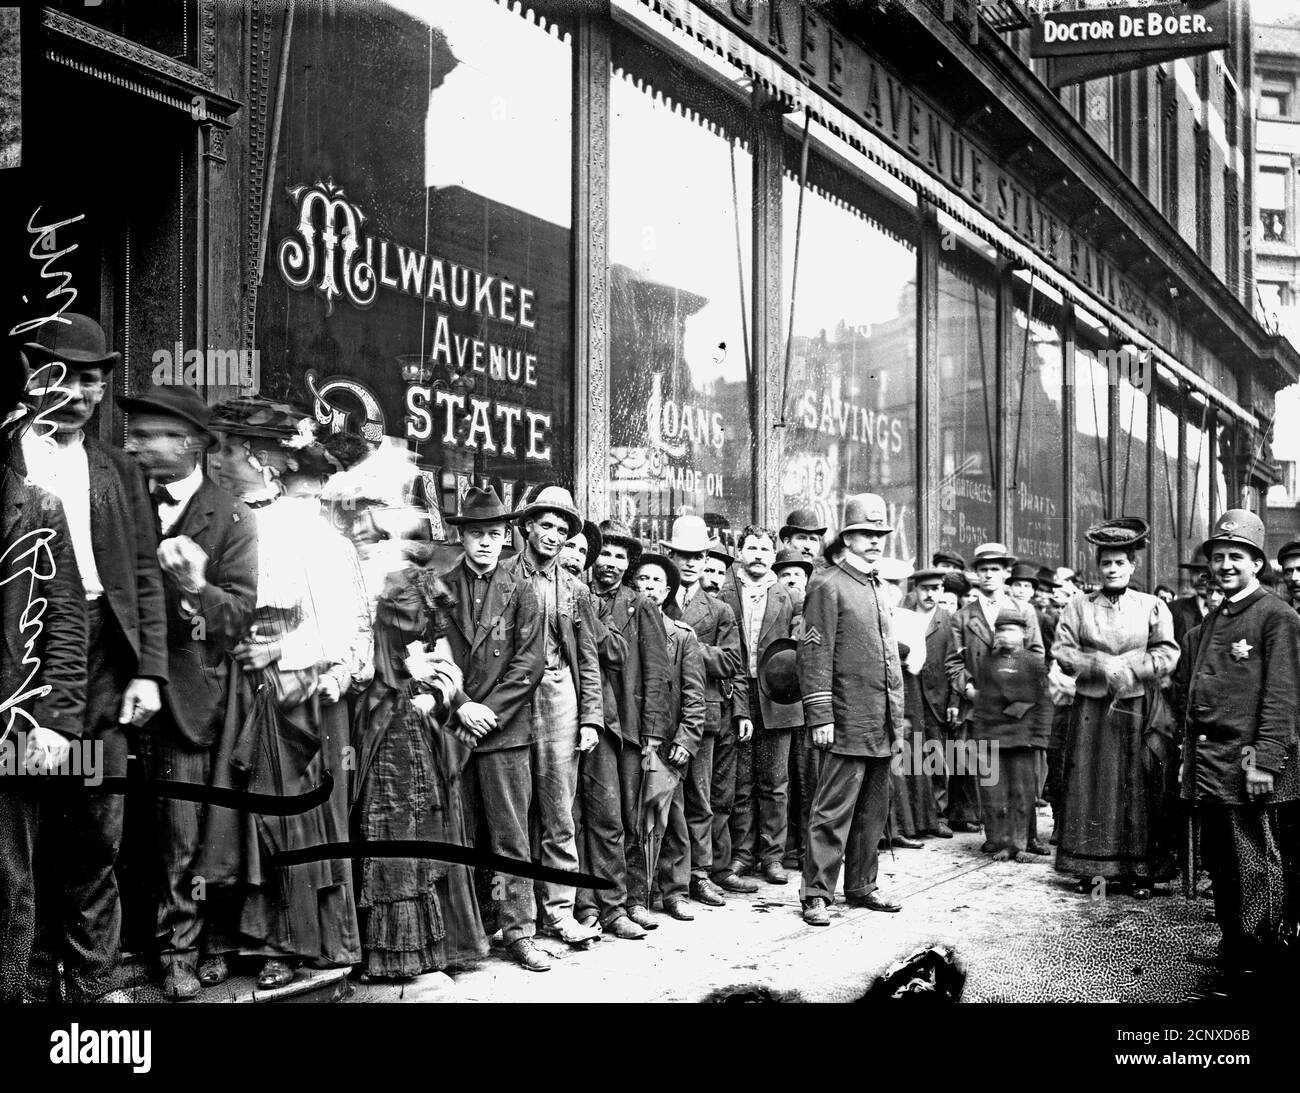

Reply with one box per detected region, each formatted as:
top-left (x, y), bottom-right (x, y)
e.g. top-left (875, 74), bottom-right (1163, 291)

top-left (150, 485), bottom-right (178, 538)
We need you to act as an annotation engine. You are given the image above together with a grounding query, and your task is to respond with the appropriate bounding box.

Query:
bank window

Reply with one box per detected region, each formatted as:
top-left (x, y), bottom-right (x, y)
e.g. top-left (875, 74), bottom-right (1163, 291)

top-left (779, 117), bottom-right (918, 563)
top-left (606, 33), bottom-right (754, 549)
top-left (935, 214), bottom-right (999, 564)
top-left (1152, 386), bottom-right (1181, 586)
top-left (1184, 397), bottom-right (1213, 552)
top-left (1071, 310), bottom-right (1112, 578)
top-left (1259, 166), bottom-right (1288, 243)
top-left (1115, 358), bottom-right (1149, 560)
top-left (1006, 271), bottom-right (1065, 568)
top-left (255, 0), bottom-right (574, 521)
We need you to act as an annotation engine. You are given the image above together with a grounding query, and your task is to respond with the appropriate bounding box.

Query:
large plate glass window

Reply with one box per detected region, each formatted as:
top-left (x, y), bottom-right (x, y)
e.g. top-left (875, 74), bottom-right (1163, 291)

top-left (778, 118), bottom-right (918, 562)
top-left (606, 32), bottom-right (754, 550)
top-left (1071, 308), bottom-right (1112, 578)
top-left (1152, 386), bottom-right (1182, 586)
top-left (1115, 349), bottom-right (1150, 572)
top-left (1184, 395), bottom-right (1213, 557)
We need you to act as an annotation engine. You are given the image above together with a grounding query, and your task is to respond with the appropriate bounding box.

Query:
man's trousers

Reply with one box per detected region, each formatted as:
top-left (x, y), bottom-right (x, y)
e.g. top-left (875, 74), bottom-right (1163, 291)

top-left (684, 733), bottom-right (715, 880)
top-left (575, 729), bottom-right (630, 926)
top-left (801, 752), bottom-right (892, 904)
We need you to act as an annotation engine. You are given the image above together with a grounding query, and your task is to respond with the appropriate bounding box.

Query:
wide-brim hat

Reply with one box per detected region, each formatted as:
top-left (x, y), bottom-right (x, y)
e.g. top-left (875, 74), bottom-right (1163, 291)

top-left (707, 540), bottom-right (735, 567)
top-left (569, 520), bottom-right (603, 570)
top-left (910, 567), bottom-right (948, 586)
top-left (118, 386), bottom-right (218, 450)
top-left (875, 556), bottom-right (914, 584)
top-left (1008, 562), bottom-right (1041, 587)
top-left (515, 484), bottom-right (582, 539)
top-left (971, 542), bottom-right (1016, 568)
top-left (446, 485), bottom-right (516, 526)
top-left (838, 492), bottom-right (893, 536)
top-left (1278, 540), bottom-right (1300, 566)
top-left (661, 514), bottom-right (714, 554)
top-left (1034, 566), bottom-right (1061, 589)
top-left (1201, 508), bottom-right (1267, 562)
top-left (22, 313), bottom-right (120, 372)
top-left (758, 637), bottom-right (801, 706)
top-left (630, 551), bottom-right (680, 605)
top-left (597, 519), bottom-right (642, 563)
top-left (772, 547), bottom-right (812, 576)
top-left (1085, 516), bottom-right (1149, 551)
top-left (779, 507), bottom-right (827, 540)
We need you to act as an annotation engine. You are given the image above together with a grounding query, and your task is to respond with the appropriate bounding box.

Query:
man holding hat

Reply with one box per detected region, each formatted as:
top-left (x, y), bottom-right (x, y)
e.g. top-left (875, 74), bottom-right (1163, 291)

top-left (117, 383), bottom-right (258, 999)
top-left (944, 543), bottom-right (1044, 838)
top-left (501, 486), bottom-right (604, 949)
top-left (779, 508), bottom-right (827, 568)
top-left (798, 493), bottom-right (907, 925)
top-left (574, 520), bottom-right (669, 939)
top-left (662, 515), bottom-right (750, 900)
top-left (17, 314), bottom-right (171, 1002)
top-left (1276, 541), bottom-right (1300, 612)
top-left (1180, 508), bottom-right (1300, 992)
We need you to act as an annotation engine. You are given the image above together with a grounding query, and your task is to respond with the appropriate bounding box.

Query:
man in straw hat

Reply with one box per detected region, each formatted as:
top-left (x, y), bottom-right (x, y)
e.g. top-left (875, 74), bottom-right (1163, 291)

top-left (662, 515), bottom-right (751, 902)
top-left (440, 486), bottom-right (551, 970)
top-left (573, 520), bottom-right (669, 939)
top-left (943, 542), bottom-right (1044, 839)
top-left (117, 384), bottom-right (258, 1000)
top-left (19, 314), bottom-right (172, 1003)
top-left (1178, 508), bottom-right (1300, 994)
top-left (500, 485), bottom-right (604, 950)
top-left (798, 494), bottom-right (907, 926)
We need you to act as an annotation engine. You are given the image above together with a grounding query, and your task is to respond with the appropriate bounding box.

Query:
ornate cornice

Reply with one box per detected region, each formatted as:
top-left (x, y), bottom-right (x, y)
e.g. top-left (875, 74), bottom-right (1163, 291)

top-left (41, 6), bottom-right (239, 125)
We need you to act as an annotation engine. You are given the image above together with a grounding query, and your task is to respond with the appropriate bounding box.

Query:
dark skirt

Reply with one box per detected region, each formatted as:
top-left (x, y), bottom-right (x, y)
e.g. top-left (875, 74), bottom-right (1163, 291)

top-left (353, 687), bottom-right (487, 977)
top-left (1055, 689), bottom-right (1177, 882)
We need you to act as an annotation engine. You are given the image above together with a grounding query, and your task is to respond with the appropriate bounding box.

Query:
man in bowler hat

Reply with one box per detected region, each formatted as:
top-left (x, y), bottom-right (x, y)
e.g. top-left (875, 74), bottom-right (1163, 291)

top-left (798, 493), bottom-right (906, 926)
top-left (779, 508), bottom-right (827, 568)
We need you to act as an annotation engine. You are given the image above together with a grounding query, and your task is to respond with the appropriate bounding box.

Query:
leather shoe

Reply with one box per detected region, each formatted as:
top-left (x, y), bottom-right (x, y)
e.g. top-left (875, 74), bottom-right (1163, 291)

top-left (161, 965), bottom-right (200, 1002)
top-left (762, 861), bottom-right (788, 884)
top-left (802, 897), bottom-right (830, 926)
top-left (605, 915), bottom-right (647, 940)
top-left (506, 938), bottom-right (552, 972)
top-left (847, 891), bottom-right (902, 912)
top-left (716, 871), bottom-right (759, 894)
top-left (728, 859), bottom-right (751, 877)
top-left (663, 898), bottom-right (695, 921)
top-left (891, 835), bottom-right (924, 849)
top-left (626, 904), bottom-right (659, 930)
top-left (690, 876), bottom-right (726, 906)
top-left (540, 915), bottom-right (601, 946)
top-left (256, 959), bottom-right (296, 990)
top-left (577, 912), bottom-right (599, 929)
top-left (928, 822), bottom-right (954, 838)
top-left (197, 955), bottom-right (228, 987)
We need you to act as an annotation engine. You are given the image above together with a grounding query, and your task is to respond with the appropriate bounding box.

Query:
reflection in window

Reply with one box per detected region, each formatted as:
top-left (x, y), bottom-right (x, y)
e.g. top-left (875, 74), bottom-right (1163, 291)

top-left (1153, 395), bottom-right (1180, 586)
top-left (1184, 405), bottom-right (1212, 554)
top-left (1116, 375), bottom-right (1149, 556)
top-left (606, 41), bottom-right (753, 549)
top-left (778, 135), bottom-right (917, 561)
top-left (936, 238), bottom-right (998, 563)
top-left (1006, 281), bottom-right (1064, 567)
top-left (1072, 338), bottom-right (1111, 577)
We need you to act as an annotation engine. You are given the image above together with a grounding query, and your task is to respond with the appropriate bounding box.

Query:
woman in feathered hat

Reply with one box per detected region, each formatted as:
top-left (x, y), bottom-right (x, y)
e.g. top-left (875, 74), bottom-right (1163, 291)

top-left (1051, 518), bottom-right (1180, 898)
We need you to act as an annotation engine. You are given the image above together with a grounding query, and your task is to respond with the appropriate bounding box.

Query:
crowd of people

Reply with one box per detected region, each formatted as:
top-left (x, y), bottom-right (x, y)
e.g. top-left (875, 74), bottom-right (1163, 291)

top-left (2, 314), bottom-right (1299, 1002)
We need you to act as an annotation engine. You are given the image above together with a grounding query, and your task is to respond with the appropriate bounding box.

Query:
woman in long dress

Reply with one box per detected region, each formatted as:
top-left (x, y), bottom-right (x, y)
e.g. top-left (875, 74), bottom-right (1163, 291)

top-left (1052, 518), bottom-right (1180, 898)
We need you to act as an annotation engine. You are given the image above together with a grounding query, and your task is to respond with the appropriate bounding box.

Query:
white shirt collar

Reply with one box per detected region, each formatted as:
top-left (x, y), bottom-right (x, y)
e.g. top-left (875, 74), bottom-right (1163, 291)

top-left (1229, 580), bottom-right (1259, 603)
top-left (159, 464), bottom-right (203, 508)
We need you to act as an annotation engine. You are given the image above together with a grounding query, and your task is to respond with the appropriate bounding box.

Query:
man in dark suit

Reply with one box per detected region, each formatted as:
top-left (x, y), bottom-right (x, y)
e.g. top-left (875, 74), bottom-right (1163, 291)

top-left (1279, 542), bottom-right (1300, 611)
top-left (910, 568), bottom-right (957, 835)
top-left (663, 516), bottom-right (750, 902)
top-left (441, 487), bottom-right (549, 969)
top-left (1171, 564), bottom-right (1214, 645)
top-left (779, 508), bottom-right (827, 568)
top-left (18, 314), bottom-right (169, 1003)
top-left (798, 494), bottom-right (906, 926)
top-left (721, 525), bottom-right (801, 885)
top-left (944, 542), bottom-right (1044, 838)
top-left (0, 367), bottom-right (87, 1005)
top-left (577, 519), bottom-right (669, 938)
top-left (120, 386), bottom-right (257, 1001)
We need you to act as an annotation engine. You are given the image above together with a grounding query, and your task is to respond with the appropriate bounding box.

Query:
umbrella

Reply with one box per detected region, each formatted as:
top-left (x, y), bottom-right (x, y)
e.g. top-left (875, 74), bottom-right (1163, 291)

top-left (638, 743), bottom-right (683, 885)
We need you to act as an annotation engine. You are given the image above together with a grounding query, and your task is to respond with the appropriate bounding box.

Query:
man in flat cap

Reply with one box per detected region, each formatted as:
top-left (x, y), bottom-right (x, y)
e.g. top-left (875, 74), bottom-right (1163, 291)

top-left (1277, 541), bottom-right (1300, 612)
top-left (18, 314), bottom-right (170, 1003)
top-left (798, 494), bottom-right (906, 926)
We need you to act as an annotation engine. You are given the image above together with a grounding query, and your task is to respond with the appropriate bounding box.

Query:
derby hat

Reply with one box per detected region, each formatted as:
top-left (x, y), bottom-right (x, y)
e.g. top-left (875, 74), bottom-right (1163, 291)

top-left (516, 484), bottom-right (582, 539)
top-left (772, 547), bottom-right (812, 576)
top-left (446, 486), bottom-right (516, 526)
top-left (838, 493), bottom-right (894, 536)
top-left (118, 386), bottom-right (218, 449)
top-left (707, 540), bottom-right (735, 567)
top-left (758, 637), bottom-right (801, 707)
top-left (567, 519), bottom-right (603, 570)
top-left (597, 519), bottom-right (642, 563)
top-left (932, 550), bottom-right (968, 571)
top-left (1201, 508), bottom-right (1267, 561)
top-left (22, 313), bottom-right (120, 372)
top-left (630, 551), bottom-right (681, 605)
top-left (971, 542), bottom-right (1016, 567)
top-left (1085, 516), bottom-right (1150, 550)
top-left (661, 514), bottom-right (714, 554)
top-left (1034, 566), bottom-right (1061, 589)
top-left (779, 507), bottom-right (827, 540)
top-left (910, 567), bottom-right (948, 586)
top-left (1278, 540), bottom-right (1300, 566)
top-left (1008, 562), bottom-right (1041, 587)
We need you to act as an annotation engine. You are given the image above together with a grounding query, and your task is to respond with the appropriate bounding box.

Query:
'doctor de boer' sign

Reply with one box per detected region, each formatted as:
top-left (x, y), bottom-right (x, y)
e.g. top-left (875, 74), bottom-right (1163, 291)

top-left (1029, 2), bottom-right (1229, 57)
